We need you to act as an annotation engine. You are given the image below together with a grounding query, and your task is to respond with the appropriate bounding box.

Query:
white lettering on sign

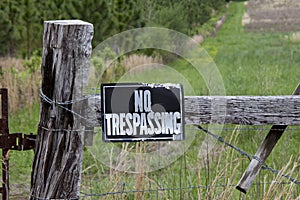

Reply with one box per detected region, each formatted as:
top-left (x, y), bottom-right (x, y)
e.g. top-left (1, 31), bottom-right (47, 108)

top-left (134, 90), bottom-right (151, 112)
top-left (105, 89), bottom-right (182, 136)
top-left (104, 112), bottom-right (181, 136)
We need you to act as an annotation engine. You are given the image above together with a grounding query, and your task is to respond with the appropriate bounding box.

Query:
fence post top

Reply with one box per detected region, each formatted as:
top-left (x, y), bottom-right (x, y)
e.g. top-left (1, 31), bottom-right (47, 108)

top-left (44, 19), bottom-right (93, 26)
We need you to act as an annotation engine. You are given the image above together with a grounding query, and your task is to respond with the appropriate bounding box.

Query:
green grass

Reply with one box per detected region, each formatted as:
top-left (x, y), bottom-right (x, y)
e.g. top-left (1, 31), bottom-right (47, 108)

top-left (5, 1), bottom-right (300, 199)
top-left (204, 3), bottom-right (300, 95)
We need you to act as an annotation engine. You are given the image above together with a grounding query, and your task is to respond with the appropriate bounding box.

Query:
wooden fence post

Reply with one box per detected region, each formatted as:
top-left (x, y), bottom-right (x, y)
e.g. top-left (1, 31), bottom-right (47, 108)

top-left (30, 20), bottom-right (93, 199)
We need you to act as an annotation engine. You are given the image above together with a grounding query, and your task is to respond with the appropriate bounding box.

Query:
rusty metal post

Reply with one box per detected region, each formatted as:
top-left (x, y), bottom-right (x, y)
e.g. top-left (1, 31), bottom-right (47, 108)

top-left (0, 88), bottom-right (36, 200)
top-left (0, 88), bottom-right (9, 200)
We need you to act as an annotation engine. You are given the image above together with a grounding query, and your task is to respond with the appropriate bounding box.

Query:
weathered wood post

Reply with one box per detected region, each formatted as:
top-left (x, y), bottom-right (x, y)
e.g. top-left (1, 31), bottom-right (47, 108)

top-left (236, 83), bottom-right (300, 193)
top-left (30, 20), bottom-right (93, 199)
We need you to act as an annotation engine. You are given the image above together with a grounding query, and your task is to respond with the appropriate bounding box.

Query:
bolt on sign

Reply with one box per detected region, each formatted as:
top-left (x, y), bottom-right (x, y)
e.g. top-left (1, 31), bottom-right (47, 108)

top-left (101, 83), bottom-right (184, 142)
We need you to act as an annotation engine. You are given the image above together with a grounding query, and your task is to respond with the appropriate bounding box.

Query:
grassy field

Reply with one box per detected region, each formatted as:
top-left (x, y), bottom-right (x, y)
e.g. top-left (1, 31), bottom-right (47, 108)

top-left (4, 1), bottom-right (300, 199)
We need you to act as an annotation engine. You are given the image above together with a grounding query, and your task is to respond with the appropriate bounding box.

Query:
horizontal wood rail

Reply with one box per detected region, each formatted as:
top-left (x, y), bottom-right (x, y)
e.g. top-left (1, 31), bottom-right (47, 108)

top-left (86, 95), bottom-right (300, 127)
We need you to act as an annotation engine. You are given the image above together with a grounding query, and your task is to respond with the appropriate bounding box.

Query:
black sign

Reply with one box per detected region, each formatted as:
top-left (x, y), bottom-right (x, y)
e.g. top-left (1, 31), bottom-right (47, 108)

top-left (101, 83), bottom-right (184, 142)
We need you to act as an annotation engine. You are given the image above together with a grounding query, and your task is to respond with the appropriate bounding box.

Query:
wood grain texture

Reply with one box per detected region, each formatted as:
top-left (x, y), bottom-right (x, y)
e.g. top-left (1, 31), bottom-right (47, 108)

top-left (86, 95), bottom-right (300, 126)
top-left (30, 20), bottom-right (93, 199)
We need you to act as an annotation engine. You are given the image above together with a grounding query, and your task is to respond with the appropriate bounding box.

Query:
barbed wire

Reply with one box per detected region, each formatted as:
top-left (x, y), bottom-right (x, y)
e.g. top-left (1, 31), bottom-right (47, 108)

top-left (39, 88), bottom-right (99, 106)
top-left (29, 194), bottom-right (79, 200)
top-left (39, 88), bottom-right (99, 125)
top-left (23, 182), bottom-right (296, 199)
top-left (195, 125), bottom-right (300, 186)
top-left (186, 126), bottom-right (300, 131)
top-left (196, 125), bottom-right (263, 162)
top-left (79, 181), bottom-right (295, 198)
top-left (38, 125), bottom-right (95, 133)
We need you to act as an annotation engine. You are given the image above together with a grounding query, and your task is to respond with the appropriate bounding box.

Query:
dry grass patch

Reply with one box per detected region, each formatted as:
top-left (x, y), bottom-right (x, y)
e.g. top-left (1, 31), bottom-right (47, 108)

top-left (121, 54), bottom-right (163, 74)
top-left (0, 57), bottom-right (40, 113)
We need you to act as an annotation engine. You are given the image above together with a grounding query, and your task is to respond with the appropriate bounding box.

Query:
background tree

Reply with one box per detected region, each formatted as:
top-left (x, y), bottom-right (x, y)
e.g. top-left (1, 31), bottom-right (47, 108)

top-left (20, 0), bottom-right (40, 58)
top-left (0, 0), bottom-right (21, 56)
top-left (110, 0), bottom-right (143, 34)
top-left (0, 0), bottom-right (226, 58)
top-left (67, 0), bottom-right (113, 46)
top-left (182, 0), bottom-right (212, 33)
top-left (146, 2), bottom-right (189, 34)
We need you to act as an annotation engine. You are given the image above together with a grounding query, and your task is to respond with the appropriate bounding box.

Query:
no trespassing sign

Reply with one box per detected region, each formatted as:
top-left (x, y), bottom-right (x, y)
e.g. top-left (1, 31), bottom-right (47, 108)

top-left (101, 83), bottom-right (184, 142)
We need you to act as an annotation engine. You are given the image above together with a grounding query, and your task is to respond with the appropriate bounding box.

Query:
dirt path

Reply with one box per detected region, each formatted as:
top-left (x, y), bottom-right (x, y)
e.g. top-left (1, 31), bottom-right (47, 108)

top-left (243, 0), bottom-right (300, 32)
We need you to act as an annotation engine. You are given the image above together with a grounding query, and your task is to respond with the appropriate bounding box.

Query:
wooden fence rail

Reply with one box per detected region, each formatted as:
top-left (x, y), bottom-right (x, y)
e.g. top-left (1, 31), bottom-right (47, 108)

top-left (86, 95), bottom-right (300, 126)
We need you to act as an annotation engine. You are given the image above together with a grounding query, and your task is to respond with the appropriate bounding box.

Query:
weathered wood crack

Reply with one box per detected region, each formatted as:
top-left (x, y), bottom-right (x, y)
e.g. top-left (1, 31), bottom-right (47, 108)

top-left (85, 95), bottom-right (300, 126)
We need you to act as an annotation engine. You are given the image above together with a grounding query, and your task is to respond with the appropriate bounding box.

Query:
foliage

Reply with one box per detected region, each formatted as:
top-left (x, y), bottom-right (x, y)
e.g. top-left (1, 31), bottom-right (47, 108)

top-left (140, 0), bottom-right (226, 35)
top-left (0, 0), bottom-right (21, 56)
top-left (0, 0), bottom-right (226, 57)
top-left (20, 0), bottom-right (40, 58)
top-left (145, 2), bottom-right (189, 33)
top-left (110, 0), bottom-right (143, 33)
top-left (90, 47), bottom-right (120, 82)
top-left (67, 0), bottom-right (113, 46)
top-left (23, 50), bottom-right (42, 73)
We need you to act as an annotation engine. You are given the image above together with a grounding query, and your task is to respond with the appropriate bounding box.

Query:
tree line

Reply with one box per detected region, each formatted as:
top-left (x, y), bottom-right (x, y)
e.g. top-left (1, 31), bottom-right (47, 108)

top-left (0, 0), bottom-right (225, 58)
